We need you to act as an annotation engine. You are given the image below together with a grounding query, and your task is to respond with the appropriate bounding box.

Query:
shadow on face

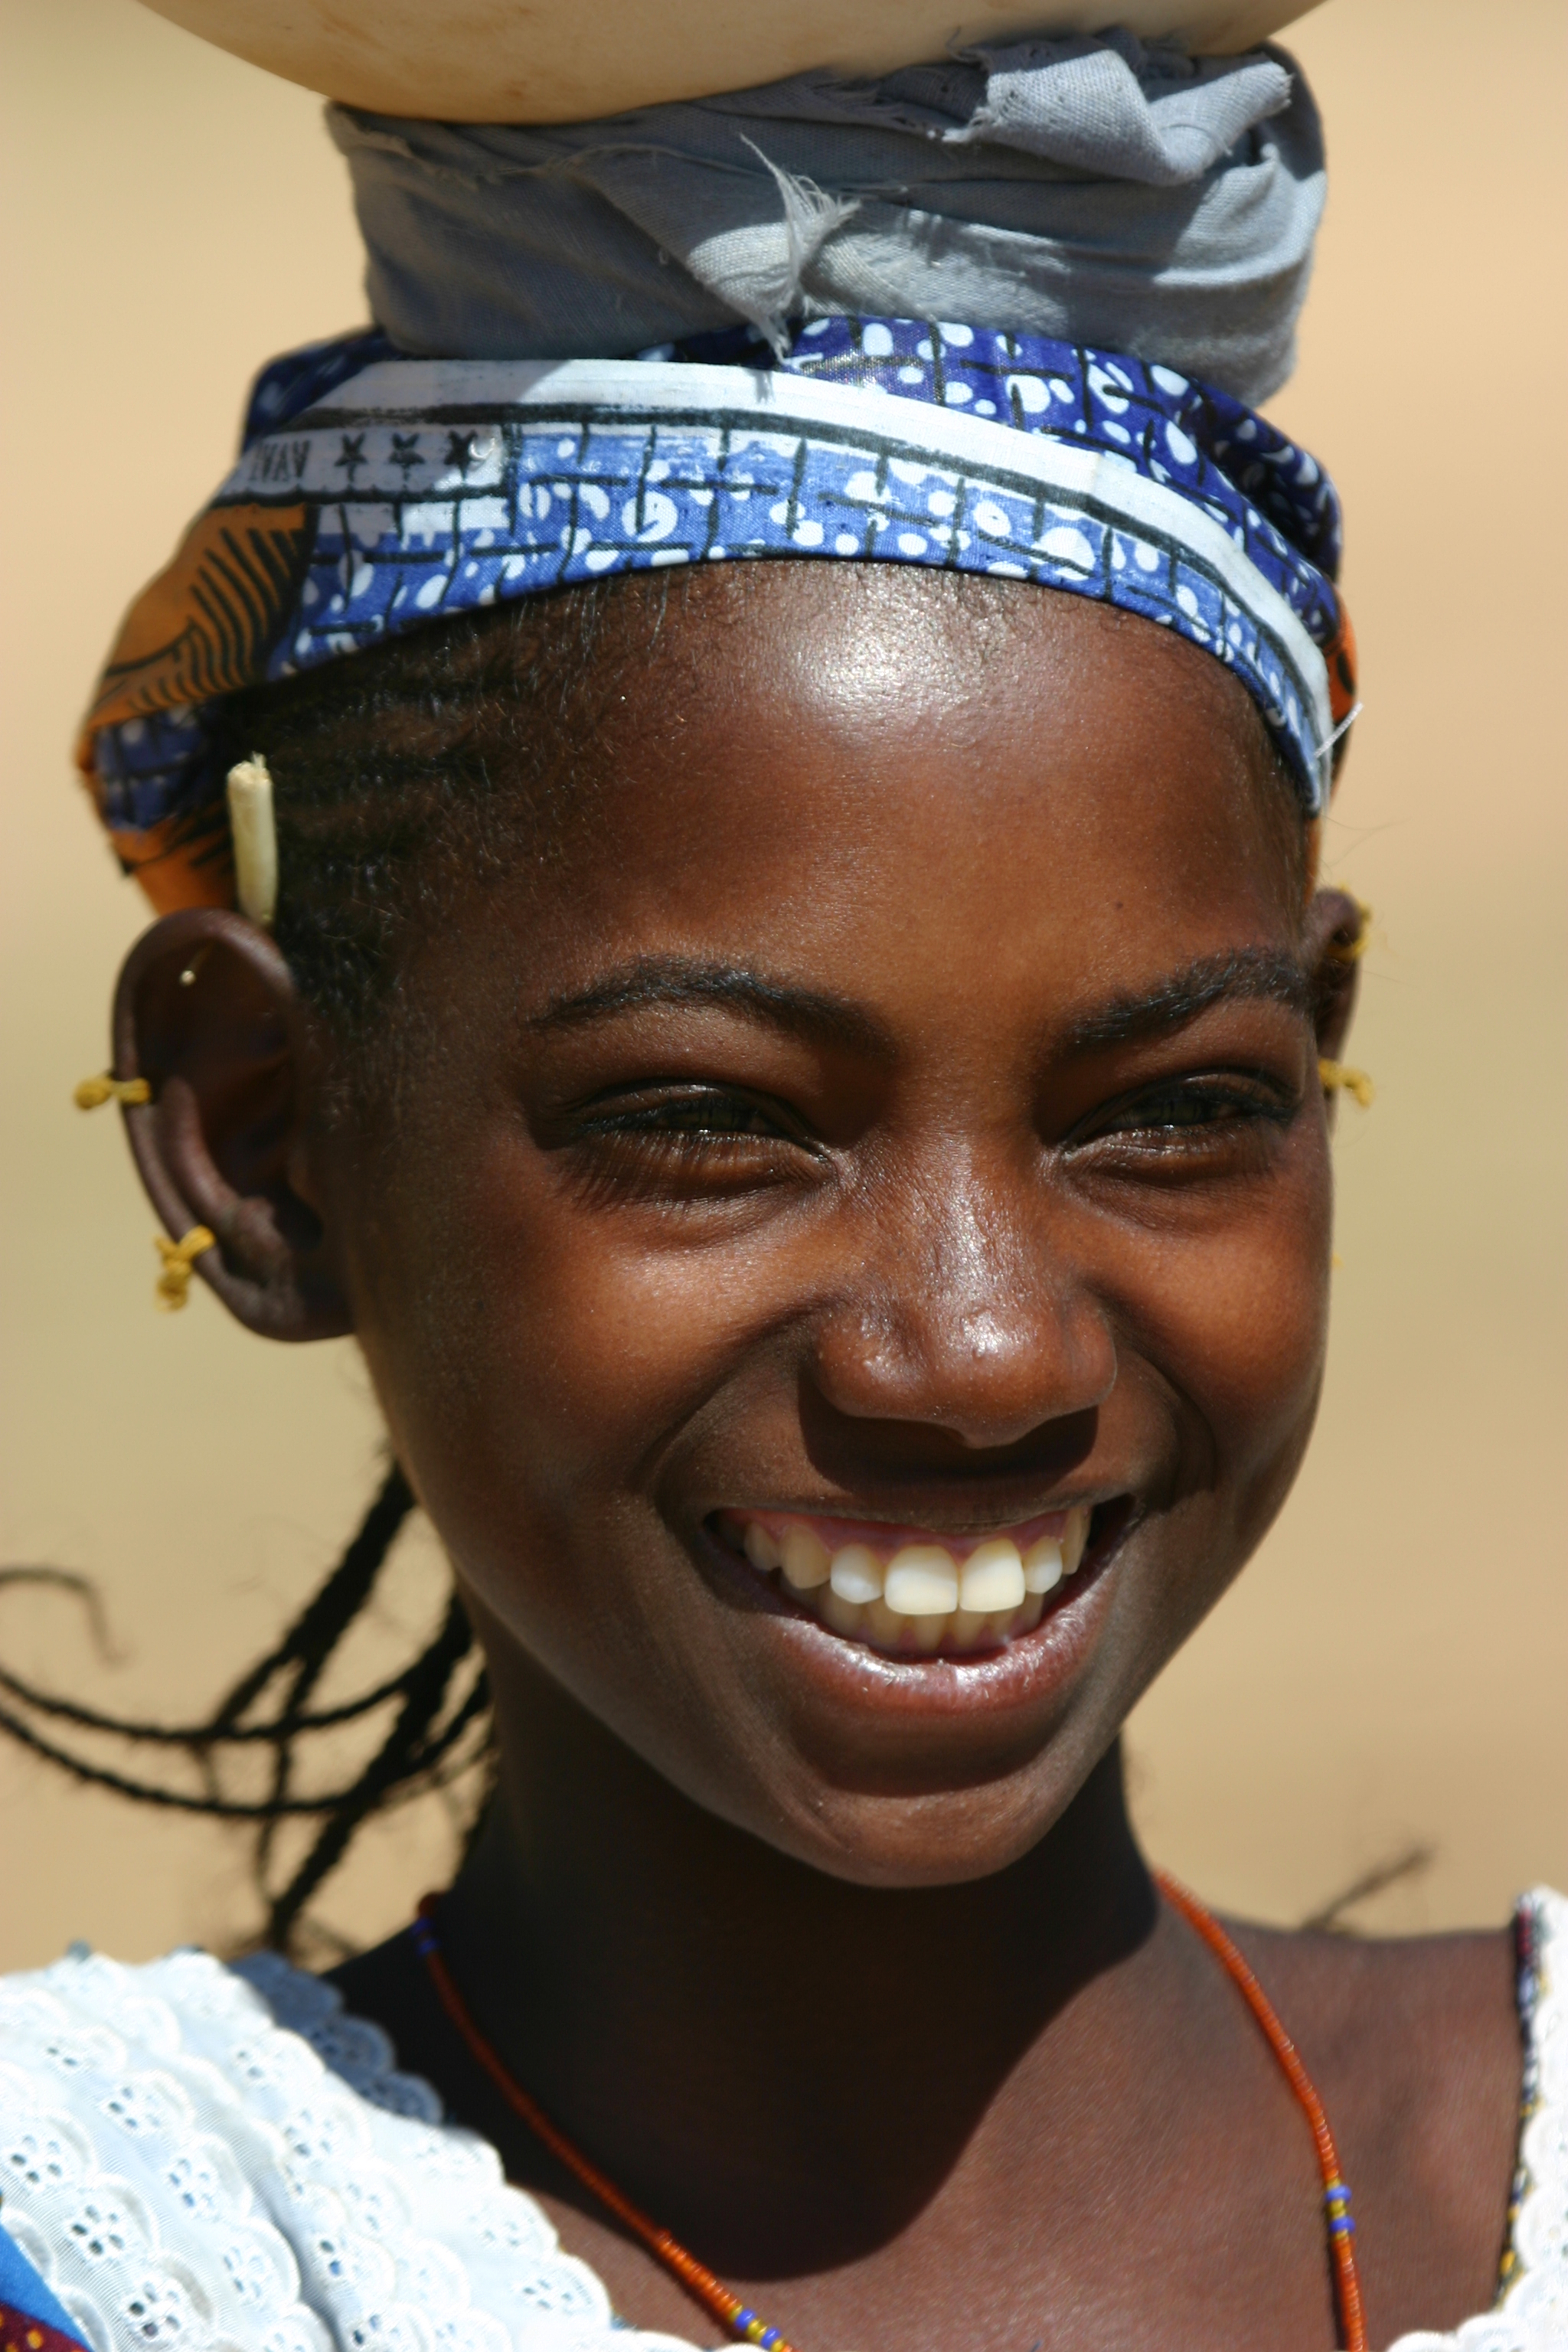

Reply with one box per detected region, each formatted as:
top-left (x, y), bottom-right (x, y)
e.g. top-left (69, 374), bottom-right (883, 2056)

top-left (118, 563), bottom-right (1361, 1888)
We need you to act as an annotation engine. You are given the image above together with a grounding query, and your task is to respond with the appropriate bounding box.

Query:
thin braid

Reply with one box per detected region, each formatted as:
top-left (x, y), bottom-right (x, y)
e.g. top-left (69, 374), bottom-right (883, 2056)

top-left (206, 1461), bottom-right (412, 1869)
top-left (265, 1593), bottom-right (485, 1946)
top-left (0, 1651), bottom-right (443, 1744)
top-left (211, 1462), bottom-right (413, 1728)
top-left (0, 1700), bottom-right (362, 1817)
top-left (0, 1465), bottom-right (492, 1951)
top-left (258, 1466), bottom-right (413, 1876)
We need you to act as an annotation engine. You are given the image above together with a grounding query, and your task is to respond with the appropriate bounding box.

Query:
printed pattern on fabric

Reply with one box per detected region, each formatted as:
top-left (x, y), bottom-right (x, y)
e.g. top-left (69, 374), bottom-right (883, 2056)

top-left (685, 318), bottom-right (1345, 590)
top-left (0, 1897), bottom-right (1564, 2351)
top-left (240, 328), bottom-right (400, 452)
top-left (81, 315), bottom-right (1354, 915)
top-left (1, 2301), bottom-right (92, 2352)
top-left (0, 2208), bottom-right (93, 2347)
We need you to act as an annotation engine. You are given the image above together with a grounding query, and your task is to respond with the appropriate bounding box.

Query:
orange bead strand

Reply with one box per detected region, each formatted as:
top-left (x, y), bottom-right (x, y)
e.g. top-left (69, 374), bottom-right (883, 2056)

top-left (413, 1903), bottom-right (799, 2350)
top-left (415, 1877), bottom-right (1367, 2352)
top-left (1155, 1870), bottom-right (1367, 2352)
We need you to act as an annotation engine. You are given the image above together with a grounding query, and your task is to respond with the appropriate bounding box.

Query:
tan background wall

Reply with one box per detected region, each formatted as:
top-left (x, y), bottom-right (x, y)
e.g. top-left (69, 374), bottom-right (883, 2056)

top-left (1, 0), bottom-right (1563, 1970)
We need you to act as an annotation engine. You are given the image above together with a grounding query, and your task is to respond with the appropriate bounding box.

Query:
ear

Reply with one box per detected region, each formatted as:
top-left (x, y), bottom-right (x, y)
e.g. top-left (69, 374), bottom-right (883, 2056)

top-left (1303, 886), bottom-right (1365, 1076)
top-left (110, 908), bottom-right (353, 1339)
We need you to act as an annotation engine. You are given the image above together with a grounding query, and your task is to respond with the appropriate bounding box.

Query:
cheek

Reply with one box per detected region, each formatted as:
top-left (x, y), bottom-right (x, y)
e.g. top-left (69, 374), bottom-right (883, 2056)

top-left (1112, 1134), bottom-right (1333, 1521)
top-left (343, 1122), bottom-right (831, 1844)
top-left (348, 1119), bottom-right (765, 1560)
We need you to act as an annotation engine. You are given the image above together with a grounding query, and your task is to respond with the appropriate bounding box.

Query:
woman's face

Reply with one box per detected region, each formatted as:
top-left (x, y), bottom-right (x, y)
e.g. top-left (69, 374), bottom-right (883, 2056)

top-left (310, 567), bottom-right (1346, 1887)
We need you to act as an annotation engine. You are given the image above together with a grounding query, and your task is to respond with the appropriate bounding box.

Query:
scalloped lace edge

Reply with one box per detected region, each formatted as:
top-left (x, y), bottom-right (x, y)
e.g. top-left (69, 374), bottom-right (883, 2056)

top-left (0, 1940), bottom-right (703, 2352)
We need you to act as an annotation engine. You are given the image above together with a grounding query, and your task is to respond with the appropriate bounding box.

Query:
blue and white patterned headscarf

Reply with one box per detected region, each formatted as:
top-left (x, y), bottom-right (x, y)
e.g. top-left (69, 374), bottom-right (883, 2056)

top-left (79, 37), bottom-right (1356, 913)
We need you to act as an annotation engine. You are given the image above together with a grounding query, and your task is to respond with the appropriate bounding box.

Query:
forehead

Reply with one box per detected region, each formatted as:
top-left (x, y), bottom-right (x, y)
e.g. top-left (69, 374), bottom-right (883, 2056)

top-left (511, 564), bottom-right (1303, 978)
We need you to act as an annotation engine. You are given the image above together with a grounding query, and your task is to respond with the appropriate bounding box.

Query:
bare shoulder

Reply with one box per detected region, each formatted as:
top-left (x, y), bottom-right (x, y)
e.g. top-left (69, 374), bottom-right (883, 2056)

top-left (1230, 1913), bottom-right (1524, 2334)
top-left (1235, 1908), bottom-right (1521, 2085)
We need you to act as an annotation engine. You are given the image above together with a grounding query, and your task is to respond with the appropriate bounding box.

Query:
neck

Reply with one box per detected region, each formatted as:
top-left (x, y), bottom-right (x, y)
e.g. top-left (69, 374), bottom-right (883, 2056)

top-left (439, 1641), bottom-right (1159, 2269)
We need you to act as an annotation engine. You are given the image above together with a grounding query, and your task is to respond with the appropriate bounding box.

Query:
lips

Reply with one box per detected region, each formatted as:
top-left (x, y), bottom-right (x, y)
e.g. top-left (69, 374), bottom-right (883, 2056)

top-left (715, 1504), bottom-right (1093, 1658)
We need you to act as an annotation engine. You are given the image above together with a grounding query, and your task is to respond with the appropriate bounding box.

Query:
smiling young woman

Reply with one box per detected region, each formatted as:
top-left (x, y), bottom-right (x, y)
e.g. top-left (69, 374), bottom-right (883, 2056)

top-left (0, 13), bottom-right (1562, 2352)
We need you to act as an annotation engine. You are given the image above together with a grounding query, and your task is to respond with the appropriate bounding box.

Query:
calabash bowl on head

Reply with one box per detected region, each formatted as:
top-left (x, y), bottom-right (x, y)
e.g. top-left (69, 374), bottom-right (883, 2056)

top-left (132, 0), bottom-right (1328, 122)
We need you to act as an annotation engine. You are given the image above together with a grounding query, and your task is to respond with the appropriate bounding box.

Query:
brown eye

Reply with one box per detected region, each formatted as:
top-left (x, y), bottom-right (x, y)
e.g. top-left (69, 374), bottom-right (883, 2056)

top-left (1073, 1075), bottom-right (1298, 1152)
top-left (1122, 1085), bottom-right (1262, 1130)
top-left (560, 1083), bottom-right (824, 1210)
top-left (579, 1086), bottom-right (815, 1152)
top-left (639, 1097), bottom-right (781, 1140)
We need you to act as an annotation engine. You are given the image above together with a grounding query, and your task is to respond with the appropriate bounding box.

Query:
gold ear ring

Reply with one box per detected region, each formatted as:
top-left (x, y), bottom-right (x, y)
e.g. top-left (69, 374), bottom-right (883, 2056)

top-left (74, 1073), bottom-right (151, 1109)
top-left (1318, 1058), bottom-right (1375, 1109)
top-left (153, 1227), bottom-right (216, 1312)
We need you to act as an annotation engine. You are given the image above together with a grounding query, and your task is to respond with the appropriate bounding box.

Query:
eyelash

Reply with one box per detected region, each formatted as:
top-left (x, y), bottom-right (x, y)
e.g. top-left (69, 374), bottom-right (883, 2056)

top-left (580, 1091), bottom-right (802, 1150)
top-left (580, 1074), bottom-right (1294, 1161)
top-left (1072, 1074), bottom-right (1297, 1155)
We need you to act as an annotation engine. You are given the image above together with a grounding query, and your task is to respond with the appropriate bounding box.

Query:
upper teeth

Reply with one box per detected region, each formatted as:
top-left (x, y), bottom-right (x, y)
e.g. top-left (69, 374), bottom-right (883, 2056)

top-left (736, 1508), bottom-right (1092, 1656)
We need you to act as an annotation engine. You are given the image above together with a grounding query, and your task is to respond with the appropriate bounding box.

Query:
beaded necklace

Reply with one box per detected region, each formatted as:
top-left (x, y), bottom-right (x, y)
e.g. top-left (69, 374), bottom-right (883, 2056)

top-left (413, 1870), bottom-right (1366, 2352)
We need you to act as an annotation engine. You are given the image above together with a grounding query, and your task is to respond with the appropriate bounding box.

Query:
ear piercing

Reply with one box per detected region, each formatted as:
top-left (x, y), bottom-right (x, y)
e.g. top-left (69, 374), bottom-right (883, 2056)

top-left (1318, 1058), bottom-right (1375, 1108)
top-left (1326, 897), bottom-right (1373, 963)
top-left (72, 1086), bottom-right (216, 1308)
top-left (153, 1227), bottom-right (216, 1312)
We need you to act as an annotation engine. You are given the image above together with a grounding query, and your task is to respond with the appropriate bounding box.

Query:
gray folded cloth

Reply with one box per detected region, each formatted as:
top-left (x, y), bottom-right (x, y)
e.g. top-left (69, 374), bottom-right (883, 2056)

top-left (329, 29), bottom-right (1325, 403)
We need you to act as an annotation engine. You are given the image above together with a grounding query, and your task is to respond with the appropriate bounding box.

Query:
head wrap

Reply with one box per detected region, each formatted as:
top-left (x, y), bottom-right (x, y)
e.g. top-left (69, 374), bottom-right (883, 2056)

top-left (331, 29), bottom-right (1325, 405)
top-left (79, 35), bottom-right (1355, 914)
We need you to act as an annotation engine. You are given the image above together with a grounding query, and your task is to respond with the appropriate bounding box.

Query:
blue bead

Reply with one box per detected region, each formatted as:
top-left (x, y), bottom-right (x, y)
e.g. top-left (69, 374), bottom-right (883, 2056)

top-left (733, 2312), bottom-right (756, 2332)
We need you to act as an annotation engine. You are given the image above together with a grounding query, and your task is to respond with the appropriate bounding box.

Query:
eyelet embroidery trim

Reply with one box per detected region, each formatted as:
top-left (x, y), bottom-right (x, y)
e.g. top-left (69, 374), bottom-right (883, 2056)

top-left (2, 1893), bottom-right (1562, 2352)
top-left (0, 1945), bottom-right (701, 2351)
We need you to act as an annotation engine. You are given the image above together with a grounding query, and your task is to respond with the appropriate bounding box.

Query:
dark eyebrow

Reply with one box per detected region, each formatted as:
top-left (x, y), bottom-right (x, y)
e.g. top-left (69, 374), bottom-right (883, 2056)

top-left (1060, 950), bottom-right (1311, 1055)
top-left (528, 956), bottom-right (894, 1058)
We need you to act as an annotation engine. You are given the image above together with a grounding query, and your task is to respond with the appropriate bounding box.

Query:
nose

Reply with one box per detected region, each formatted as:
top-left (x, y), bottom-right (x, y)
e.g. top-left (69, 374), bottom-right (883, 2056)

top-left (809, 1147), bottom-right (1116, 1452)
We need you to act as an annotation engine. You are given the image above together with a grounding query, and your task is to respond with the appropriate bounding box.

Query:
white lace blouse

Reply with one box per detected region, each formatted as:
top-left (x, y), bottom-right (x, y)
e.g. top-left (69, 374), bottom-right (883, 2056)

top-left (2, 1891), bottom-right (1563, 2352)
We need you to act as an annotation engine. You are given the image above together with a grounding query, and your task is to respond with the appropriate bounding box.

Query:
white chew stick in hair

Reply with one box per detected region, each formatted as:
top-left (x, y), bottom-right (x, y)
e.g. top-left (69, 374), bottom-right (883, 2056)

top-left (227, 755), bottom-right (278, 928)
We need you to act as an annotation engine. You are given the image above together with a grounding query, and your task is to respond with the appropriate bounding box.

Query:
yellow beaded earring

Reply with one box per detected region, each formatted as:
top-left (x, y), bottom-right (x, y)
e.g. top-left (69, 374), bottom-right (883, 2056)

top-left (74, 1073), bottom-right (151, 1109)
top-left (1318, 1058), bottom-right (1375, 1109)
top-left (1326, 896), bottom-right (1374, 962)
top-left (153, 1227), bottom-right (216, 1312)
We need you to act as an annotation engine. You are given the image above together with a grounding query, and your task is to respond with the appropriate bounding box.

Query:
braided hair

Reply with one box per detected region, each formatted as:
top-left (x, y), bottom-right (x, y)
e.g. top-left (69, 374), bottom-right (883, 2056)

top-left (0, 1466), bottom-right (490, 1952)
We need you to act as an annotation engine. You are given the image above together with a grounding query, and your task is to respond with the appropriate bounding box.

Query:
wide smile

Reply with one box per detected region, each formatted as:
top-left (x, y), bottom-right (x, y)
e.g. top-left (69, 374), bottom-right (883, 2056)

top-left (713, 1504), bottom-right (1103, 1660)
